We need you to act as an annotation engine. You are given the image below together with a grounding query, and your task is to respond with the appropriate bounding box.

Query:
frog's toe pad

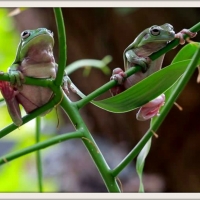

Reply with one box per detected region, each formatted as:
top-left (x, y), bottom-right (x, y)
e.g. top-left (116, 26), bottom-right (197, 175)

top-left (175, 29), bottom-right (197, 45)
top-left (0, 81), bottom-right (16, 100)
top-left (110, 68), bottom-right (126, 84)
top-left (9, 70), bottom-right (24, 88)
top-left (141, 63), bottom-right (148, 73)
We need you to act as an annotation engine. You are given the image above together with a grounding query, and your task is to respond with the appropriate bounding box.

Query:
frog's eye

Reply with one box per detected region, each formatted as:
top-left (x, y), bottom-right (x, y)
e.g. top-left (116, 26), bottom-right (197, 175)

top-left (21, 31), bottom-right (31, 39)
top-left (150, 28), bottom-right (160, 36)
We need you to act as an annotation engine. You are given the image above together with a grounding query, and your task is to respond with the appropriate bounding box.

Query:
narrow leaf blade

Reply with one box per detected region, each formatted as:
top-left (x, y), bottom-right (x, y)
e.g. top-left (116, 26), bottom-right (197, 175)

top-left (136, 138), bottom-right (152, 193)
top-left (92, 60), bottom-right (193, 112)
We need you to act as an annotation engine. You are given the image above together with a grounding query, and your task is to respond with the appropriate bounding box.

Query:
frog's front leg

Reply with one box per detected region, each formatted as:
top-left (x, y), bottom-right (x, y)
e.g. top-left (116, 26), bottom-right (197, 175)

top-left (62, 74), bottom-right (77, 95)
top-left (8, 64), bottom-right (24, 88)
top-left (110, 67), bottom-right (143, 95)
top-left (125, 50), bottom-right (150, 72)
top-left (175, 29), bottom-right (197, 45)
top-left (0, 81), bottom-right (22, 126)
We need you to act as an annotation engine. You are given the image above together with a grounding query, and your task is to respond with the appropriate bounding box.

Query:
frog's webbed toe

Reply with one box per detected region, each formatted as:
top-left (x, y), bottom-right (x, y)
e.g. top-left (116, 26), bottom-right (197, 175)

top-left (175, 29), bottom-right (197, 45)
top-left (110, 68), bottom-right (126, 84)
top-left (125, 50), bottom-right (149, 73)
top-left (62, 75), bottom-right (77, 95)
top-left (110, 68), bottom-right (127, 96)
top-left (131, 59), bottom-right (148, 73)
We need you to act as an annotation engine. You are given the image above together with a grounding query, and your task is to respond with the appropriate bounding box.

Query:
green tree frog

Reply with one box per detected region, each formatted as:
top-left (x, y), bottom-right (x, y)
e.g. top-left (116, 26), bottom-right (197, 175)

top-left (110, 23), bottom-right (197, 121)
top-left (0, 28), bottom-right (71, 126)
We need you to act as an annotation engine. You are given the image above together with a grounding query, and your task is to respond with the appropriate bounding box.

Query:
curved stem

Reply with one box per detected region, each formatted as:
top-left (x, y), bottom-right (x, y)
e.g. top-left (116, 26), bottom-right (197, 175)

top-left (0, 73), bottom-right (52, 87)
top-left (60, 90), bottom-right (120, 192)
top-left (65, 56), bottom-right (112, 75)
top-left (0, 96), bottom-right (57, 139)
top-left (111, 128), bottom-right (153, 177)
top-left (76, 66), bottom-right (141, 109)
top-left (53, 8), bottom-right (66, 87)
top-left (36, 117), bottom-right (43, 192)
top-left (0, 130), bottom-right (83, 165)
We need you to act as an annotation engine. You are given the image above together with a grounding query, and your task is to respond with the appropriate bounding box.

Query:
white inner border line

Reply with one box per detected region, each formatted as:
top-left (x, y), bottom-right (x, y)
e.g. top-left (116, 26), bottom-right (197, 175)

top-left (0, 1), bottom-right (200, 7)
top-left (0, 2), bottom-right (200, 200)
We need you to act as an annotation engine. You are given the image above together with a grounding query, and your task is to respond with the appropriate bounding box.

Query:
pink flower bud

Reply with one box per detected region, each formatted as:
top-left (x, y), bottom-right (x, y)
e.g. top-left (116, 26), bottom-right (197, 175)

top-left (136, 94), bottom-right (165, 121)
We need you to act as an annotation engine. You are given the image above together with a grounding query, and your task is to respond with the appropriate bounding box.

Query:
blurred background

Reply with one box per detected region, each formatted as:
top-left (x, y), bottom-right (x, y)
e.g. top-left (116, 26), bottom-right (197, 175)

top-left (0, 7), bottom-right (200, 192)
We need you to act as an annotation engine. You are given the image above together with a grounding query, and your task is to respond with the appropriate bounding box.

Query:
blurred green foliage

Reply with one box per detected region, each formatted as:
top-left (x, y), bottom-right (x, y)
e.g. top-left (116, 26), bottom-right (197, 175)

top-left (0, 8), bottom-right (57, 192)
top-left (0, 8), bottom-right (18, 71)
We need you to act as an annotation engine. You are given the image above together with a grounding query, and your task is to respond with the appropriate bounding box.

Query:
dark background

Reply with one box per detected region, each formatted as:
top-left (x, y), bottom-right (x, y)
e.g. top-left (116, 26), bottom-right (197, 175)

top-left (11, 8), bottom-right (200, 192)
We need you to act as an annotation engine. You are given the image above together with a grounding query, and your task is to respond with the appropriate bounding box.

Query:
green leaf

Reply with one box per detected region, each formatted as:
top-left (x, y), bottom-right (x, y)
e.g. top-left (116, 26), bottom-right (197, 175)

top-left (136, 137), bottom-right (152, 192)
top-left (91, 59), bottom-right (199, 112)
top-left (162, 43), bottom-right (200, 106)
top-left (172, 42), bottom-right (199, 63)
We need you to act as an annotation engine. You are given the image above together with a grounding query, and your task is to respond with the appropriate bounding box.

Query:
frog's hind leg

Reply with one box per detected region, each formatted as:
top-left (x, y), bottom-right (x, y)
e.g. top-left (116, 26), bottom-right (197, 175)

top-left (0, 81), bottom-right (22, 126)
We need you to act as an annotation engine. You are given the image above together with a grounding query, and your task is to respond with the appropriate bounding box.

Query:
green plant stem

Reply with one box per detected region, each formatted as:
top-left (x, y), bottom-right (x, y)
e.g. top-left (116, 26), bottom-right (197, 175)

top-left (111, 127), bottom-right (153, 177)
top-left (0, 130), bottom-right (82, 165)
top-left (0, 76), bottom-right (63, 139)
top-left (60, 91), bottom-right (120, 192)
top-left (36, 117), bottom-right (43, 192)
top-left (111, 44), bottom-right (200, 177)
top-left (0, 96), bottom-right (57, 139)
top-left (53, 8), bottom-right (66, 87)
top-left (0, 72), bottom-right (53, 87)
top-left (76, 66), bottom-right (141, 109)
top-left (151, 44), bottom-right (200, 131)
top-left (0, 89), bottom-right (121, 192)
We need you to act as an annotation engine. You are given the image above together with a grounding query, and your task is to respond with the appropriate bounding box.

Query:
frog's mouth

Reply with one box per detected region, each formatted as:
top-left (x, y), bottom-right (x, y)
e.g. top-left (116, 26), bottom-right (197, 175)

top-left (20, 33), bottom-right (54, 61)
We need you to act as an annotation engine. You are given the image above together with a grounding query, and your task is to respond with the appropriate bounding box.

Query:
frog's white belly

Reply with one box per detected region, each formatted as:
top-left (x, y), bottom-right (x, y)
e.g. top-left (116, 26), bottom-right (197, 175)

top-left (16, 85), bottom-right (53, 113)
top-left (20, 62), bottom-right (56, 78)
top-left (16, 62), bottom-right (56, 113)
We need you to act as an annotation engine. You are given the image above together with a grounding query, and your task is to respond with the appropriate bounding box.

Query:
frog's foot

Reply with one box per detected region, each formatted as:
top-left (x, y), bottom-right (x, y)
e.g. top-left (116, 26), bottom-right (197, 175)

top-left (62, 75), bottom-right (77, 95)
top-left (125, 50), bottom-right (149, 73)
top-left (131, 58), bottom-right (149, 73)
top-left (110, 68), bottom-right (126, 84)
top-left (136, 94), bottom-right (165, 121)
top-left (9, 70), bottom-right (24, 89)
top-left (110, 68), bottom-right (126, 96)
top-left (0, 81), bottom-right (22, 126)
top-left (175, 29), bottom-right (197, 45)
top-left (0, 81), bottom-right (18, 101)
